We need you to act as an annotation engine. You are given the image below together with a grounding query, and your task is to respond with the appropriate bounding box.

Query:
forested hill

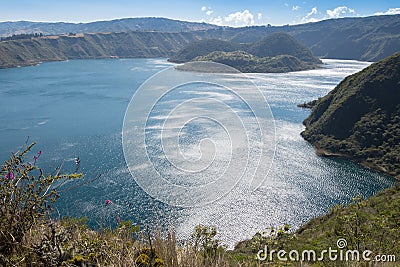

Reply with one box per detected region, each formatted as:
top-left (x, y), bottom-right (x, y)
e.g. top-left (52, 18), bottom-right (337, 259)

top-left (301, 52), bottom-right (400, 178)
top-left (170, 33), bottom-right (321, 64)
top-left (173, 33), bottom-right (322, 73)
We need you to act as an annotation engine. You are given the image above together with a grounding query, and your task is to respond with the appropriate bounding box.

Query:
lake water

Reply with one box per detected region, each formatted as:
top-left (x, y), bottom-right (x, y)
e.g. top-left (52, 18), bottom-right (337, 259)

top-left (0, 58), bottom-right (395, 247)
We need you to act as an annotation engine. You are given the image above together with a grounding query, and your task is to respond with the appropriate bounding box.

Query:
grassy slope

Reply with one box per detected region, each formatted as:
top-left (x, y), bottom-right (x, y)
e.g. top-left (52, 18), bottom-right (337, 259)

top-left (193, 51), bottom-right (314, 73)
top-left (231, 184), bottom-right (400, 266)
top-left (167, 39), bottom-right (242, 63)
top-left (248, 33), bottom-right (322, 64)
top-left (302, 52), bottom-right (400, 178)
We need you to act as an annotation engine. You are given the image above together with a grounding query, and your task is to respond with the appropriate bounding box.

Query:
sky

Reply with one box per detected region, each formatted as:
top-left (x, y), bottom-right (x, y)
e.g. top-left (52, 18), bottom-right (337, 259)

top-left (0, 0), bottom-right (399, 26)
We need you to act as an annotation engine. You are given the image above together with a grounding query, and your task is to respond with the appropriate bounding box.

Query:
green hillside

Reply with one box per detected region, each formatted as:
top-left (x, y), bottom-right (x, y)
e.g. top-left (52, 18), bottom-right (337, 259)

top-left (302, 52), bottom-right (400, 178)
top-left (174, 33), bottom-right (321, 73)
top-left (231, 184), bottom-right (400, 266)
top-left (167, 39), bottom-right (241, 63)
top-left (191, 50), bottom-right (316, 73)
top-left (249, 33), bottom-right (322, 64)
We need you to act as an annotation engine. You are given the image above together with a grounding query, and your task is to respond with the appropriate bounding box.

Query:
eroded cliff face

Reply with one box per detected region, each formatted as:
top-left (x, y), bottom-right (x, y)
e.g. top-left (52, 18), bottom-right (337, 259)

top-left (0, 31), bottom-right (204, 68)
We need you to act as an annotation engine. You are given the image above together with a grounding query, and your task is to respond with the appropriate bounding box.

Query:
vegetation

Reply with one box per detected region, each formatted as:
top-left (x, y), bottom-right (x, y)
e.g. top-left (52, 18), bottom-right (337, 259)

top-left (0, 33), bottom-right (43, 41)
top-left (0, 142), bottom-right (82, 265)
top-left (302, 52), bottom-right (400, 178)
top-left (173, 33), bottom-right (321, 73)
top-left (0, 143), bottom-right (232, 266)
top-left (167, 39), bottom-right (242, 63)
top-left (231, 185), bottom-right (400, 266)
top-left (190, 51), bottom-right (317, 73)
top-left (248, 33), bottom-right (321, 64)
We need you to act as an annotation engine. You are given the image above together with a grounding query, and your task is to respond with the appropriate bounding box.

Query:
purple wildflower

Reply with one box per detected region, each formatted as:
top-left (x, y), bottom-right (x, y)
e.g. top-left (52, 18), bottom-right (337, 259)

top-left (4, 172), bottom-right (14, 180)
top-left (33, 150), bottom-right (42, 164)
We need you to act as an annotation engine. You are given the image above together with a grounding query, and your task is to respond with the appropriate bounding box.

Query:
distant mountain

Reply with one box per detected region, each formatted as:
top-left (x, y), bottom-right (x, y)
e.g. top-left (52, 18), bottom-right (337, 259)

top-left (0, 17), bottom-right (220, 37)
top-left (301, 52), bottom-right (400, 178)
top-left (171, 33), bottom-right (321, 73)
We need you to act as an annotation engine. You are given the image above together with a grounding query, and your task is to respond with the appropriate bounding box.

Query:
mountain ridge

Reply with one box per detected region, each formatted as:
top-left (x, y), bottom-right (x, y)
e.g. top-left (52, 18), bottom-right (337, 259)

top-left (0, 31), bottom-right (205, 68)
top-left (0, 17), bottom-right (220, 37)
top-left (0, 14), bottom-right (399, 68)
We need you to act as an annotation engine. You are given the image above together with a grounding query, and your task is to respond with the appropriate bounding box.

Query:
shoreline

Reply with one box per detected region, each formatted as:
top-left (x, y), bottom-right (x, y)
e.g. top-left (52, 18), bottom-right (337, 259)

top-left (315, 146), bottom-right (399, 180)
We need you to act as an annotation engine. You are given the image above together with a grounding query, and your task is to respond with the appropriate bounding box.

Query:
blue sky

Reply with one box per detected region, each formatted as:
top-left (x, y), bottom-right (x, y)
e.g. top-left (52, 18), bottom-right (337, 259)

top-left (0, 0), bottom-right (399, 26)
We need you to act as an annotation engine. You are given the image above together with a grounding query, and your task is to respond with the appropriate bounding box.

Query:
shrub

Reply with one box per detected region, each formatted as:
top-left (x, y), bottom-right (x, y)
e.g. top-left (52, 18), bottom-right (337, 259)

top-left (0, 142), bottom-right (81, 264)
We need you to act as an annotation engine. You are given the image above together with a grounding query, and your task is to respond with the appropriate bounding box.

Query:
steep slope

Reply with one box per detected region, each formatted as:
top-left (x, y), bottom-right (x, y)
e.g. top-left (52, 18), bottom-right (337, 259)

top-left (167, 39), bottom-right (241, 63)
top-left (302, 52), bottom-right (400, 178)
top-left (0, 18), bottom-right (219, 37)
top-left (232, 183), bottom-right (400, 265)
top-left (249, 33), bottom-right (321, 64)
top-left (0, 31), bottom-right (205, 68)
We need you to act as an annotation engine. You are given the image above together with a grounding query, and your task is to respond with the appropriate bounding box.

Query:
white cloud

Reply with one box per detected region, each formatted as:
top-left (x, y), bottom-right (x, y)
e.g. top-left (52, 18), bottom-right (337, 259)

top-left (210, 16), bottom-right (223, 25)
top-left (284, 3), bottom-right (289, 7)
top-left (326, 6), bottom-right (355, 18)
top-left (201, 6), bottom-right (214, 16)
top-left (292, 5), bottom-right (300, 11)
top-left (374, 7), bottom-right (400, 16)
top-left (308, 7), bottom-right (318, 16)
top-left (224, 10), bottom-right (255, 26)
top-left (206, 9), bottom-right (257, 27)
top-left (301, 7), bottom-right (318, 22)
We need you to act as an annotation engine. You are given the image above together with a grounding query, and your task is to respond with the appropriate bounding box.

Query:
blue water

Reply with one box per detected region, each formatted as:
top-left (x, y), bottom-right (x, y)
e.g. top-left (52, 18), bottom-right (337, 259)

top-left (0, 58), bottom-right (395, 246)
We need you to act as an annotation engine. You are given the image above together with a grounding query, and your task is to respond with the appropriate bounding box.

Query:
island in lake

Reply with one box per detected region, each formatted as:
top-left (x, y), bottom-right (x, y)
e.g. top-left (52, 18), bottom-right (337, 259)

top-left (171, 33), bottom-right (322, 73)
